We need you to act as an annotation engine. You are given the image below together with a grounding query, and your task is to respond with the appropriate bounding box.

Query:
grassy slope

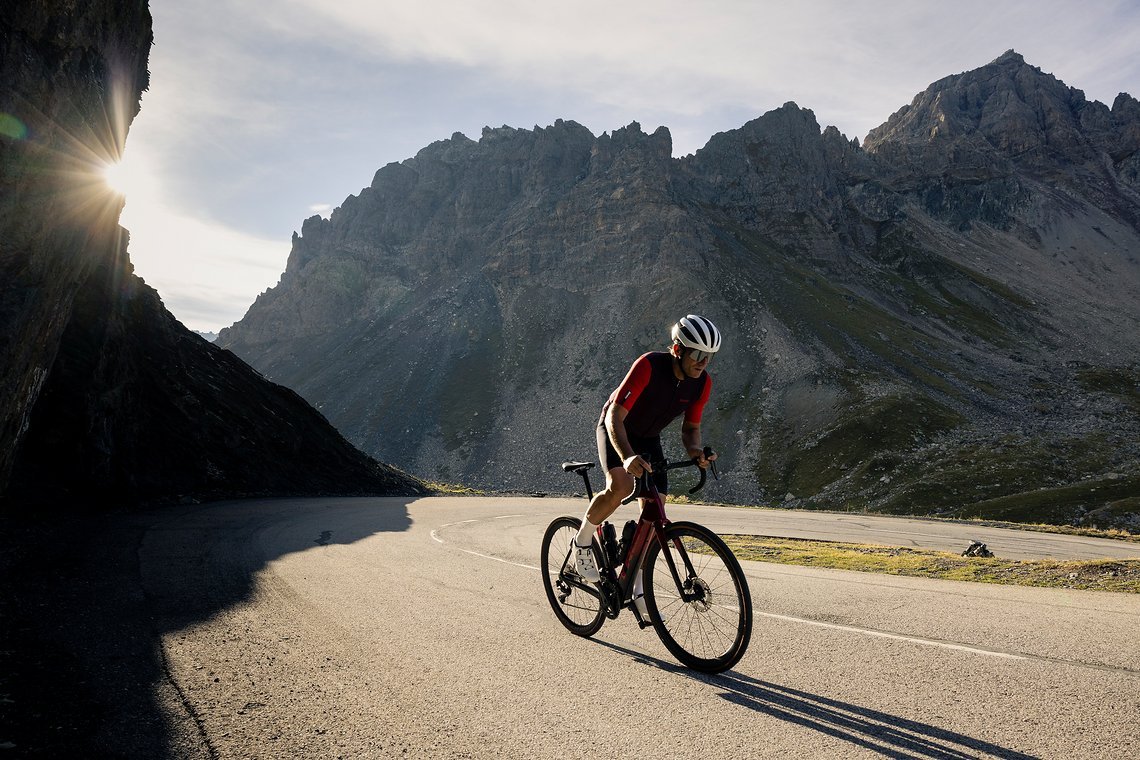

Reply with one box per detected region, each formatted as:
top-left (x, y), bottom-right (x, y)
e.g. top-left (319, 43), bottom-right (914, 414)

top-left (719, 535), bottom-right (1140, 593)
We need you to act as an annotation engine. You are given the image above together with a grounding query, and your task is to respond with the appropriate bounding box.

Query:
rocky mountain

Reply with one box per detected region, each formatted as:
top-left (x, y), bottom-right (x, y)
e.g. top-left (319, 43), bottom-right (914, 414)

top-left (219, 51), bottom-right (1140, 528)
top-left (0, 1), bottom-right (424, 509)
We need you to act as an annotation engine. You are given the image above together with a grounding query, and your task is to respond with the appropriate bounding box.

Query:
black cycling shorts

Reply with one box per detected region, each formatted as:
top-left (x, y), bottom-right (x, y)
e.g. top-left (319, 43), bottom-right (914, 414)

top-left (596, 423), bottom-right (668, 495)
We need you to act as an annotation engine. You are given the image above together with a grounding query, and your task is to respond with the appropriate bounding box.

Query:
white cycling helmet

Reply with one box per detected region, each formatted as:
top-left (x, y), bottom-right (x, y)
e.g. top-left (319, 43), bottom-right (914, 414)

top-left (671, 314), bottom-right (721, 353)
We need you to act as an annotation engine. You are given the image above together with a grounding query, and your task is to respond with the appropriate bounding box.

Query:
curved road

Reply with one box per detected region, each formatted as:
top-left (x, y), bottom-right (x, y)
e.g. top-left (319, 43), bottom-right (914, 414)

top-left (138, 496), bottom-right (1140, 758)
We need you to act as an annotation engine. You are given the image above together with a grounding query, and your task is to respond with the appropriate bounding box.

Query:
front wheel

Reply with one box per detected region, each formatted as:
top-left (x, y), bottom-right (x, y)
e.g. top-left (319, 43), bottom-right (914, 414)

top-left (540, 516), bottom-right (606, 637)
top-left (644, 521), bottom-right (752, 673)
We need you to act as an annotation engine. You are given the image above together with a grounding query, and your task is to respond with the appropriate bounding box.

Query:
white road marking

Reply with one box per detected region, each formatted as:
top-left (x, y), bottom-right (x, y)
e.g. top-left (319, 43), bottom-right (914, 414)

top-left (460, 548), bottom-right (539, 571)
top-left (494, 514), bottom-right (524, 519)
top-left (756, 611), bottom-right (1026, 660)
top-left (431, 516), bottom-right (538, 570)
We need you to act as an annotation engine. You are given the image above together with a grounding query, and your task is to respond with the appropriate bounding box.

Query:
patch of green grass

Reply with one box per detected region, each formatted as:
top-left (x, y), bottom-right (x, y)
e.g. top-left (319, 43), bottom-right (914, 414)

top-left (422, 481), bottom-right (486, 495)
top-left (759, 376), bottom-right (964, 499)
top-left (935, 253), bottom-right (1037, 311)
top-left (713, 225), bottom-right (966, 392)
top-left (951, 517), bottom-right (1140, 542)
top-left (801, 394), bottom-right (963, 496)
top-left (1077, 367), bottom-right (1140, 415)
top-left (683, 499), bottom-right (1139, 542)
top-left (886, 269), bottom-right (1016, 351)
top-left (859, 432), bottom-right (1138, 525)
top-left (956, 473), bottom-right (1140, 524)
top-left (718, 535), bottom-right (1140, 592)
top-left (753, 245), bottom-right (959, 395)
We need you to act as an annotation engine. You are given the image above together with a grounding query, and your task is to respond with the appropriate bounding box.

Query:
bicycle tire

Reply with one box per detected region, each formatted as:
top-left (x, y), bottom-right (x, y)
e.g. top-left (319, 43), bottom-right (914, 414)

top-left (540, 516), bottom-right (606, 637)
top-left (643, 521), bottom-right (752, 673)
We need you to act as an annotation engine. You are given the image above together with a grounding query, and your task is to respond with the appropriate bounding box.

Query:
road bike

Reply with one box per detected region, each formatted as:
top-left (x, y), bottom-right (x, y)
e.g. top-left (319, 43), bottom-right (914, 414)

top-left (540, 449), bottom-right (752, 673)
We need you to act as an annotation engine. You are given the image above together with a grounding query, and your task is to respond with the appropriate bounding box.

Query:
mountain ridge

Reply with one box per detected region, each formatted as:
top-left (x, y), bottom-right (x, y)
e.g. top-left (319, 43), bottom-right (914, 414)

top-left (219, 51), bottom-right (1140, 527)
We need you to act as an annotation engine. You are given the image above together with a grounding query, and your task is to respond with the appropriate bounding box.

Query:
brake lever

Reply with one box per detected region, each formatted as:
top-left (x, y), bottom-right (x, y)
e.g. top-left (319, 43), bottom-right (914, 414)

top-left (620, 468), bottom-right (651, 505)
top-left (621, 451), bottom-right (672, 504)
top-left (704, 446), bottom-right (719, 481)
top-left (687, 466), bottom-right (706, 495)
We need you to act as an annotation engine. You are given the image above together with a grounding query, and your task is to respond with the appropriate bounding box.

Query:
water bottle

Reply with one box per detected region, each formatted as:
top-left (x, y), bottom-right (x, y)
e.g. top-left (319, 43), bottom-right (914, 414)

top-left (619, 520), bottom-right (637, 564)
top-left (602, 522), bottom-right (619, 567)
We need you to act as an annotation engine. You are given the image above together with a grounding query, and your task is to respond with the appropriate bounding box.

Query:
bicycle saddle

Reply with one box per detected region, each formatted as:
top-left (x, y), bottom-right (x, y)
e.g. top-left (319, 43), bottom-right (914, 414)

top-left (561, 461), bottom-right (595, 474)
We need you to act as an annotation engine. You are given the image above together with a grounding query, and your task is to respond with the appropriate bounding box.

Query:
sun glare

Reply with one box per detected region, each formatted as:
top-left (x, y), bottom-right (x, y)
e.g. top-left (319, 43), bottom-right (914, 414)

top-left (102, 158), bottom-right (134, 196)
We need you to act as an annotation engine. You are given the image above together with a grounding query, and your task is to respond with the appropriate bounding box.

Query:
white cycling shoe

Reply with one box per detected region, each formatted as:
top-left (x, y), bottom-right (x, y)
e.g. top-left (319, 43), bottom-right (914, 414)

top-left (572, 541), bottom-right (601, 583)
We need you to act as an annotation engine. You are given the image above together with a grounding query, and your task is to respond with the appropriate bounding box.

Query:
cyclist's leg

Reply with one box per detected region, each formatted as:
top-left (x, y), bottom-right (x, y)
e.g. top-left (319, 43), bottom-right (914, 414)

top-left (578, 424), bottom-right (634, 533)
top-left (570, 426), bottom-right (634, 581)
top-left (621, 437), bottom-right (665, 619)
top-left (576, 432), bottom-right (664, 548)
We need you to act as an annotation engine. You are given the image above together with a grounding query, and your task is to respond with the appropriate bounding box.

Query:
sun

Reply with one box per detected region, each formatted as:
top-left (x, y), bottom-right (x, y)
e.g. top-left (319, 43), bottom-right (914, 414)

top-left (101, 156), bottom-right (135, 196)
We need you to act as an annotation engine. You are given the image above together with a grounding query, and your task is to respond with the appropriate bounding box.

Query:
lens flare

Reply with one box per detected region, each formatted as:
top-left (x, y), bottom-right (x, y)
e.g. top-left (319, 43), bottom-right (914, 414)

top-left (0, 113), bottom-right (28, 140)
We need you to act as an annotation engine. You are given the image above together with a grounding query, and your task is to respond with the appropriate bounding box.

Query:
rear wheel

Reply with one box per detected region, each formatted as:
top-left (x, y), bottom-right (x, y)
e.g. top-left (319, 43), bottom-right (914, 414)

top-left (644, 521), bottom-right (751, 673)
top-left (540, 517), bottom-right (606, 637)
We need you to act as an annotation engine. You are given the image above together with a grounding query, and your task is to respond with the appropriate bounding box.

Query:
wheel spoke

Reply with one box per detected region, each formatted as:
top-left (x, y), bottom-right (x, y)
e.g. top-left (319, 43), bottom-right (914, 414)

top-left (542, 517), bottom-right (605, 636)
top-left (644, 523), bottom-right (751, 672)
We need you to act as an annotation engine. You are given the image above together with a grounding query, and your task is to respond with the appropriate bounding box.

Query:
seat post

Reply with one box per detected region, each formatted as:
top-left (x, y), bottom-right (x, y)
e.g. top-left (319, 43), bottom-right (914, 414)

top-left (579, 470), bottom-right (594, 501)
top-left (562, 461), bottom-right (596, 501)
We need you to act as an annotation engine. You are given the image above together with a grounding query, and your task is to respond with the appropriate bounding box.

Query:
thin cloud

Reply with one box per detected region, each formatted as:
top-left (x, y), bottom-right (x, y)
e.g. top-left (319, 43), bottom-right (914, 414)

top-left (120, 0), bottom-right (1140, 333)
top-left (279, 0), bottom-right (1140, 141)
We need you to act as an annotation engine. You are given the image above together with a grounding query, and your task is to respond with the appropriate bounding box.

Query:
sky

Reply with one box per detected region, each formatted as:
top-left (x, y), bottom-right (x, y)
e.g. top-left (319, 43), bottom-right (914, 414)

top-left (110, 0), bottom-right (1140, 333)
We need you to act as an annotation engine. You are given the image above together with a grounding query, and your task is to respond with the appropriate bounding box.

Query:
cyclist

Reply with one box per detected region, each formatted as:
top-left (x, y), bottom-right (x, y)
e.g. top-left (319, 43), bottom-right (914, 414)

top-left (572, 315), bottom-right (720, 593)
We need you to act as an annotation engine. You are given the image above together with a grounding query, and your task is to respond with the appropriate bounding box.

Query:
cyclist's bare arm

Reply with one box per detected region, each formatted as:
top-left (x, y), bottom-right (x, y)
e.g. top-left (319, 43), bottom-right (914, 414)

top-left (682, 422), bottom-right (716, 468)
top-left (606, 404), bottom-right (651, 475)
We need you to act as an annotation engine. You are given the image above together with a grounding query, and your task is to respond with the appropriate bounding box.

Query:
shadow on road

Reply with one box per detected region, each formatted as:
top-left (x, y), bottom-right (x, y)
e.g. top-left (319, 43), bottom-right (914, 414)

top-left (593, 640), bottom-right (1039, 760)
top-left (0, 496), bottom-right (416, 758)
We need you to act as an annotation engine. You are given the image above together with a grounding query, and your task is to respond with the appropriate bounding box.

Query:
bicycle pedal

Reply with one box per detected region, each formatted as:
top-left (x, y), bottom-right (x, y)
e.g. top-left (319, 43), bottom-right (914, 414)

top-left (637, 619), bottom-right (654, 630)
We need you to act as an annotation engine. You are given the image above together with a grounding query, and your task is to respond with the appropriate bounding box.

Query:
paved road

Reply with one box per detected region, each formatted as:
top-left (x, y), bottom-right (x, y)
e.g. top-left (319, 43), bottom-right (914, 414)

top-left (138, 496), bottom-right (1139, 759)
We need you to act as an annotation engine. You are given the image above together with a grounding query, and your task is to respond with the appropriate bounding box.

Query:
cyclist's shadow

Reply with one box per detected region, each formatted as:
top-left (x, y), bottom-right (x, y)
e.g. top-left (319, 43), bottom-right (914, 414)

top-left (594, 640), bottom-right (1039, 760)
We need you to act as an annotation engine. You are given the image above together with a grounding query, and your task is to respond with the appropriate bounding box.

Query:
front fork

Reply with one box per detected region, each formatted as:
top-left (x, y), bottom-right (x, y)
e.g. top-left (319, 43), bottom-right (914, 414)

top-left (652, 522), bottom-right (701, 603)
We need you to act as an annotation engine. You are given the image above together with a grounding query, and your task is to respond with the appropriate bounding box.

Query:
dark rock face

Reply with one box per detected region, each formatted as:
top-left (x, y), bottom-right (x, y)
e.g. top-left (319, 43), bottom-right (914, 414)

top-left (220, 52), bottom-right (1140, 527)
top-left (1, 3), bottom-right (152, 496)
top-left (0, 2), bottom-right (423, 509)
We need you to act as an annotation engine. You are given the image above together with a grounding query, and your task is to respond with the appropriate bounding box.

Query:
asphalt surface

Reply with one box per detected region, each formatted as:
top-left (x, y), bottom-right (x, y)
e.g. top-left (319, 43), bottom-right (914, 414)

top-left (5, 496), bottom-right (1139, 758)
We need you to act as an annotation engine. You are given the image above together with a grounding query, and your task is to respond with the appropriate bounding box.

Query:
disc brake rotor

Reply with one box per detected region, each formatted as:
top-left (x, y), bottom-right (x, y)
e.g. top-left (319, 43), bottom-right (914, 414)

top-left (686, 577), bottom-right (713, 612)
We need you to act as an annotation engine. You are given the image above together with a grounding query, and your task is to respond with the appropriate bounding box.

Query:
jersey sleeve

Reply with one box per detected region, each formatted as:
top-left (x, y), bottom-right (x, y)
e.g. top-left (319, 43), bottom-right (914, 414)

top-left (613, 354), bottom-right (653, 411)
top-left (683, 373), bottom-right (712, 425)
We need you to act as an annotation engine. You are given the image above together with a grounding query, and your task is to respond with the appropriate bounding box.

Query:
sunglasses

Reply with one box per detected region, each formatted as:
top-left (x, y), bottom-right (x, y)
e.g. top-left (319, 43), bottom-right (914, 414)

top-left (685, 347), bottom-right (714, 363)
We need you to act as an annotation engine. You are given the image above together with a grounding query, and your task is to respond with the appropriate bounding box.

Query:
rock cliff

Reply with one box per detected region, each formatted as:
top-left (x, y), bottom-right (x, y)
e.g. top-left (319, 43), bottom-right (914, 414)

top-left (0, 2), bottom-right (424, 509)
top-left (219, 52), bottom-right (1139, 527)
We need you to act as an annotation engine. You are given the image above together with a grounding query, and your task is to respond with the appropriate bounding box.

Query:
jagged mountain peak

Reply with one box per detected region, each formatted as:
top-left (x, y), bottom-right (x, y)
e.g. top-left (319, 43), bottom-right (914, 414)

top-left (690, 102), bottom-right (822, 162)
top-left (991, 49), bottom-right (1025, 65)
top-left (598, 120), bottom-right (671, 147)
top-left (862, 50), bottom-right (1140, 193)
top-left (865, 50), bottom-right (1083, 150)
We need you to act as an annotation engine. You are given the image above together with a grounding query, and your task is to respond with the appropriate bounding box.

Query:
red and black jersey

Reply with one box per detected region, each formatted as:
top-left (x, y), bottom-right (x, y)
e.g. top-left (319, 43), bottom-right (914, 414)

top-left (601, 352), bottom-right (711, 438)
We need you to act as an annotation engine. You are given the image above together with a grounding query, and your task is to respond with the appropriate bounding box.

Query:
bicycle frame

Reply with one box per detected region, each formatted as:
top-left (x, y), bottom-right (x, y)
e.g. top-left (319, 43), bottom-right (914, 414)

top-left (562, 455), bottom-right (713, 624)
top-left (547, 448), bottom-right (751, 672)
